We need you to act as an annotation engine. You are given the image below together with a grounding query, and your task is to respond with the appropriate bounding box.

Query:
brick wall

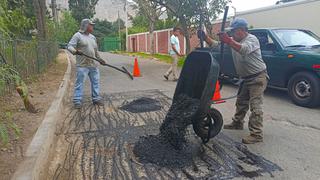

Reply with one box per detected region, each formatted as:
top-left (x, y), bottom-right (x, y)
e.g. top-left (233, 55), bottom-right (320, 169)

top-left (127, 22), bottom-right (229, 54)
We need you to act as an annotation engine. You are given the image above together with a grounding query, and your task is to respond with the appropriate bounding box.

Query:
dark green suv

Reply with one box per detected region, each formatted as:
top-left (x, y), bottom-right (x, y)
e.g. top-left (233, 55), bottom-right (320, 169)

top-left (212, 28), bottom-right (320, 108)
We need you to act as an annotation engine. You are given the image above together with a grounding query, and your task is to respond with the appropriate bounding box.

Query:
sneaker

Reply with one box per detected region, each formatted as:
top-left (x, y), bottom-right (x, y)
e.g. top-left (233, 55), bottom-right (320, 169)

top-left (242, 135), bottom-right (263, 144)
top-left (74, 103), bottom-right (82, 109)
top-left (164, 75), bottom-right (169, 80)
top-left (93, 100), bottom-right (104, 106)
top-left (224, 121), bottom-right (244, 130)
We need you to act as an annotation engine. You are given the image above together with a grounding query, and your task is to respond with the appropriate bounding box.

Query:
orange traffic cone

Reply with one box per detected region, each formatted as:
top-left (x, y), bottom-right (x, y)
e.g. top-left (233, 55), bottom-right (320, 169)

top-left (133, 58), bottom-right (141, 77)
top-left (212, 81), bottom-right (221, 101)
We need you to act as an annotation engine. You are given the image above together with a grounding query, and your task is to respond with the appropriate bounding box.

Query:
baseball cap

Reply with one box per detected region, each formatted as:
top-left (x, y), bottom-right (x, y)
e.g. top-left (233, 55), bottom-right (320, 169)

top-left (226, 18), bottom-right (248, 31)
top-left (79, 19), bottom-right (95, 33)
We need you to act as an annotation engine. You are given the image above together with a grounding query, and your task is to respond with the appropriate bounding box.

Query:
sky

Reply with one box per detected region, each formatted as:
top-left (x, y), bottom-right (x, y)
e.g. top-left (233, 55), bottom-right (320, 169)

top-left (228, 0), bottom-right (279, 12)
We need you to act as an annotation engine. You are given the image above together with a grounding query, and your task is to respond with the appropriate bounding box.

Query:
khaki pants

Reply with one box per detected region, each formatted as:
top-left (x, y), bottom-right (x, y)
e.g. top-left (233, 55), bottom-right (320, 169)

top-left (232, 73), bottom-right (268, 137)
top-left (165, 54), bottom-right (178, 80)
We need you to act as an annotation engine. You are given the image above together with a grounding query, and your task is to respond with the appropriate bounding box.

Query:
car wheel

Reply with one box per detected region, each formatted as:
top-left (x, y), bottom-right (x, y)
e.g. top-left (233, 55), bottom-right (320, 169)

top-left (288, 72), bottom-right (320, 108)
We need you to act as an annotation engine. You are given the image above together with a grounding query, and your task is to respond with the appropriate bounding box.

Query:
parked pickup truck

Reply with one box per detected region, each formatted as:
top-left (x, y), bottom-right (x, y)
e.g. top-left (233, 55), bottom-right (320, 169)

top-left (211, 28), bottom-right (320, 108)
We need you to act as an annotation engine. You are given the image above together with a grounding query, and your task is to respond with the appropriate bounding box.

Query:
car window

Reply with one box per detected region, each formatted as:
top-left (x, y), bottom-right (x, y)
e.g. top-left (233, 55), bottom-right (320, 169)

top-left (273, 29), bottom-right (320, 47)
top-left (251, 31), bottom-right (275, 51)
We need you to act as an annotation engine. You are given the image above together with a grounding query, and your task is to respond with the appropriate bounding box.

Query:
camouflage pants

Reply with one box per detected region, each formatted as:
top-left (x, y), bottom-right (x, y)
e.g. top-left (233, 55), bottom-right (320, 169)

top-left (232, 73), bottom-right (268, 137)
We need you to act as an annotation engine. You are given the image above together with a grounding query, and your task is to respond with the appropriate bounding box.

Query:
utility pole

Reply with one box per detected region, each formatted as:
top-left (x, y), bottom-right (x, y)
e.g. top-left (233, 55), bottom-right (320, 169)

top-left (125, 1), bottom-right (129, 51)
top-left (118, 10), bottom-right (121, 50)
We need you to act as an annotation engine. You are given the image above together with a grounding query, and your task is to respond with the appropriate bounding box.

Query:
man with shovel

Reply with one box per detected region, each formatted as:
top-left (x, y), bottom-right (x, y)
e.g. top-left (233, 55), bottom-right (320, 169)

top-left (68, 19), bottom-right (106, 109)
top-left (200, 18), bottom-right (268, 144)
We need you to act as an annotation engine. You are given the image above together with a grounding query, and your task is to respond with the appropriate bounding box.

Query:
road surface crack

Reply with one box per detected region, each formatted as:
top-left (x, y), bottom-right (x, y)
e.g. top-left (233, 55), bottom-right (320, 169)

top-left (269, 116), bottom-right (320, 131)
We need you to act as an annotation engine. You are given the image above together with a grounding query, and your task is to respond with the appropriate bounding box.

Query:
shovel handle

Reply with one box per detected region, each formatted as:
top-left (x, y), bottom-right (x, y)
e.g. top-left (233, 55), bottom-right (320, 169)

top-left (81, 53), bottom-right (134, 80)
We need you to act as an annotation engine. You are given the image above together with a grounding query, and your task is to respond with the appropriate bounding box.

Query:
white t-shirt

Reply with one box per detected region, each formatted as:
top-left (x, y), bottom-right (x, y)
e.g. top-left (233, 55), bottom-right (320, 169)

top-left (169, 35), bottom-right (180, 55)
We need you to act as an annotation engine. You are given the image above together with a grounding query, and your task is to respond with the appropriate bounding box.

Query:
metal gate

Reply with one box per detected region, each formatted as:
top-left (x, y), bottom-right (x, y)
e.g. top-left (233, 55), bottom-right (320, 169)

top-left (101, 37), bottom-right (121, 52)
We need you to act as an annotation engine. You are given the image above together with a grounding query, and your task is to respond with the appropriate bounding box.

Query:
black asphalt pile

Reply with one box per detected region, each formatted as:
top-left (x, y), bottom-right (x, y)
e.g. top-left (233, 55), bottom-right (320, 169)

top-left (119, 97), bottom-right (162, 113)
top-left (133, 94), bottom-right (201, 168)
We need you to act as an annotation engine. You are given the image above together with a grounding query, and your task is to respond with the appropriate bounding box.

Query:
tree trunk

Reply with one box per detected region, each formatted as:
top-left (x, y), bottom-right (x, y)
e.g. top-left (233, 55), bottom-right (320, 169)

top-left (180, 17), bottom-right (191, 54)
top-left (149, 21), bottom-right (155, 54)
top-left (51, 0), bottom-right (58, 22)
top-left (33, 0), bottom-right (47, 40)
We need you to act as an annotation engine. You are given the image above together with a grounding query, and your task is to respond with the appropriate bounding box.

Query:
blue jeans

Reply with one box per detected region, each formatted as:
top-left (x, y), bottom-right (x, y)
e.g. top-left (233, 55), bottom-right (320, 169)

top-left (73, 67), bottom-right (101, 104)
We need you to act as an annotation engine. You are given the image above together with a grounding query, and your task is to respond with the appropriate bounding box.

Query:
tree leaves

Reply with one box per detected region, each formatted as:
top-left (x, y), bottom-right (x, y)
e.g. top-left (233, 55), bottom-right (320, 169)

top-left (148, 0), bottom-right (231, 53)
top-left (0, 111), bottom-right (20, 146)
top-left (0, 0), bottom-right (35, 38)
top-left (68, 0), bottom-right (100, 23)
top-left (56, 11), bottom-right (78, 43)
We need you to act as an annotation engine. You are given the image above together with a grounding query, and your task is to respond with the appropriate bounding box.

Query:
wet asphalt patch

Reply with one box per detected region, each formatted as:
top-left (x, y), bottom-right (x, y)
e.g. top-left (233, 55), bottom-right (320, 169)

top-left (119, 97), bottom-right (162, 113)
top-left (50, 90), bottom-right (282, 180)
top-left (133, 94), bottom-right (200, 168)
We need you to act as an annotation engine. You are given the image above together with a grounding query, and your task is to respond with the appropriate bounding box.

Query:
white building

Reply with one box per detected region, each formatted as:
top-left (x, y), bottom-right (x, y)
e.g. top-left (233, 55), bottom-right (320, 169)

top-left (45, 0), bottom-right (136, 25)
top-left (235, 0), bottom-right (320, 36)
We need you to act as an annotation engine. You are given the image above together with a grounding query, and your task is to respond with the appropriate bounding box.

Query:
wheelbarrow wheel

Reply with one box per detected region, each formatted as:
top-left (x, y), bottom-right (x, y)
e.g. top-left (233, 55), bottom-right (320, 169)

top-left (192, 108), bottom-right (223, 143)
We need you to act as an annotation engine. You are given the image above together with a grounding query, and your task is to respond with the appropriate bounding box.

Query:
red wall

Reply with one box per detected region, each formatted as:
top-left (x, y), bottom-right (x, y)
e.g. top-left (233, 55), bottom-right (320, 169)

top-left (127, 21), bottom-right (230, 53)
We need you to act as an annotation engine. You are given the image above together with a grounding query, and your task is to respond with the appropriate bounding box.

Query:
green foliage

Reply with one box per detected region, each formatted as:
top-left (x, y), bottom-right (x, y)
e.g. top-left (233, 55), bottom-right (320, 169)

top-left (128, 26), bottom-right (148, 35)
top-left (129, 14), bottom-right (178, 34)
top-left (0, 122), bottom-right (9, 145)
top-left (0, 64), bottom-right (20, 90)
top-left (149, 0), bottom-right (230, 53)
top-left (116, 51), bottom-right (186, 67)
top-left (56, 11), bottom-right (78, 43)
top-left (155, 18), bottom-right (178, 30)
top-left (0, 111), bottom-right (20, 145)
top-left (131, 15), bottom-right (149, 29)
top-left (91, 18), bottom-right (126, 50)
top-left (92, 19), bottom-right (114, 42)
top-left (0, 0), bottom-right (35, 38)
top-left (68, 0), bottom-right (99, 23)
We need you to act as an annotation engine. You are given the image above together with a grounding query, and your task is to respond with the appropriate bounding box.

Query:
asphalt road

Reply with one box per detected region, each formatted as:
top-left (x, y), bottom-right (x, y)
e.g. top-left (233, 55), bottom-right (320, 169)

top-left (85, 52), bottom-right (320, 180)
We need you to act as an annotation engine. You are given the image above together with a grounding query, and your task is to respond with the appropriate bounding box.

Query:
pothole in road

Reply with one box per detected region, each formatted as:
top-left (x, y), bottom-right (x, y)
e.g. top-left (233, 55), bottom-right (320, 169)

top-left (119, 97), bottom-right (162, 113)
top-left (133, 94), bottom-right (200, 168)
top-left (49, 90), bottom-right (282, 180)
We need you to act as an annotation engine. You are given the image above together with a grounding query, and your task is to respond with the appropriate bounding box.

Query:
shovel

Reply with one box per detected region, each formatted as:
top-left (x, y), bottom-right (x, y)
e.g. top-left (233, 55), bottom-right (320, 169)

top-left (81, 53), bottom-right (134, 80)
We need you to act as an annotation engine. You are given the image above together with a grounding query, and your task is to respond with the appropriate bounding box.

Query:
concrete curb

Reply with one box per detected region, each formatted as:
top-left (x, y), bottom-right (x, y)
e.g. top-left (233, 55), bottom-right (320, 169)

top-left (12, 50), bottom-right (72, 180)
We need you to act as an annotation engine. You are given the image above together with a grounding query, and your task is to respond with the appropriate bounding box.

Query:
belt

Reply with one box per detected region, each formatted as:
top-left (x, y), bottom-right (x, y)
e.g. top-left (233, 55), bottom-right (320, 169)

top-left (242, 70), bottom-right (267, 80)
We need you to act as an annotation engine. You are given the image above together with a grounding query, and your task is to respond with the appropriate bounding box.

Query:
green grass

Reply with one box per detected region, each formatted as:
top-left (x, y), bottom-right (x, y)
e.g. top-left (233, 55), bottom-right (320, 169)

top-left (0, 111), bottom-right (20, 146)
top-left (112, 51), bottom-right (186, 67)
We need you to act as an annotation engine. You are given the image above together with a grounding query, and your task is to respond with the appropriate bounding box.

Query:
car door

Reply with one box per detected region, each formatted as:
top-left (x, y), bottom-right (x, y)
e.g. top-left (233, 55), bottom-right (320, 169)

top-left (211, 45), bottom-right (237, 78)
top-left (250, 30), bottom-right (289, 87)
top-left (220, 45), bottom-right (237, 78)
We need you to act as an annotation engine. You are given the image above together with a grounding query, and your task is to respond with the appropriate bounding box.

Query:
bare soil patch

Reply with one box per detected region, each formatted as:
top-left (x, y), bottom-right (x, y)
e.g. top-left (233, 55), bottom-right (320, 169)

top-left (0, 51), bottom-right (68, 180)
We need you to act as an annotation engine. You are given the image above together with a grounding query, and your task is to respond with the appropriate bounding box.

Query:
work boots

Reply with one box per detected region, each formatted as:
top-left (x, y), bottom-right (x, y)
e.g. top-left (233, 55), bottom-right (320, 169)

top-left (224, 121), bottom-right (244, 130)
top-left (242, 134), bottom-right (263, 144)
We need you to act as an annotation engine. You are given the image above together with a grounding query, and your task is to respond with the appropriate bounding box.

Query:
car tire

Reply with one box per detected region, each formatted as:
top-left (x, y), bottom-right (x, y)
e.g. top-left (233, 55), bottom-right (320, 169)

top-left (288, 71), bottom-right (320, 108)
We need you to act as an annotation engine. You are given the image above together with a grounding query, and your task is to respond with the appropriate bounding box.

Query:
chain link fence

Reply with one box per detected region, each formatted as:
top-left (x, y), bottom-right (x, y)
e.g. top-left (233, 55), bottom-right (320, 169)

top-left (0, 38), bottom-right (59, 96)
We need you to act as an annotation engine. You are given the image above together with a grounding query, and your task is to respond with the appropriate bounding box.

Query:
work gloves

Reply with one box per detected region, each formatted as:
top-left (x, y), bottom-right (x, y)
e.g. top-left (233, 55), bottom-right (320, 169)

top-left (97, 58), bottom-right (107, 65)
top-left (218, 32), bottom-right (233, 44)
top-left (75, 50), bottom-right (83, 55)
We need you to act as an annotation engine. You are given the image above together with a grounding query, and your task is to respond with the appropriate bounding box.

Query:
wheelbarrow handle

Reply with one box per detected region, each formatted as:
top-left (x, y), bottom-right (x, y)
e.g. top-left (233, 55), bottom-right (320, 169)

top-left (81, 53), bottom-right (134, 80)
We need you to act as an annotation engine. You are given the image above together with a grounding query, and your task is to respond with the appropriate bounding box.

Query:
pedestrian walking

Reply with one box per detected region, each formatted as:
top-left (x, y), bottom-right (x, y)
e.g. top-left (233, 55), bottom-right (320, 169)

top-left (164, 27), bottom-right (184, 81)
